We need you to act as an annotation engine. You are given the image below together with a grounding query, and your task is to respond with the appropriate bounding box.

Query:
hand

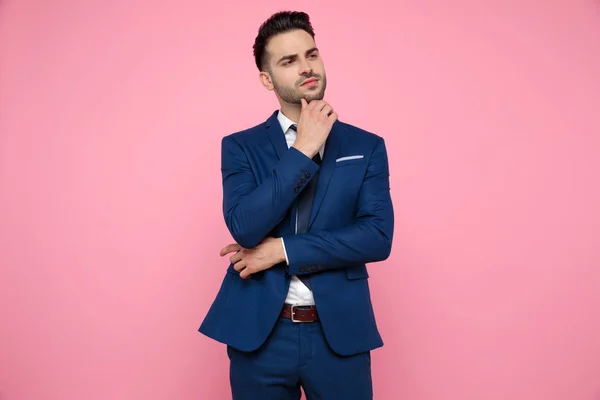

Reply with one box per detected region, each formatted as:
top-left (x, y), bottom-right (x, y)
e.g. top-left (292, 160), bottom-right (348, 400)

top-left (292, 99), bottom-right (338, 158)
top-left (219, 237), bottom-right (286, 279)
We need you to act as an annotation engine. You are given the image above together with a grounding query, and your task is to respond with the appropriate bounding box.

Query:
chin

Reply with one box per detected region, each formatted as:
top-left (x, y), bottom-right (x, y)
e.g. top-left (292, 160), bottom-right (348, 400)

top-left (302, 91), bottom-right (325, 101)
top-left (307, 94), bottom-right (325, 102)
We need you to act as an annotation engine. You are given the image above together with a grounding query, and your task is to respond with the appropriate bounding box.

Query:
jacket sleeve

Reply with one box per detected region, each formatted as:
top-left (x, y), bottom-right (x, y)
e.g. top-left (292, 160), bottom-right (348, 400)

top-left (221, 135), bottom-right (320, 249)
top-left (281, 137), bottom-right (394, 274)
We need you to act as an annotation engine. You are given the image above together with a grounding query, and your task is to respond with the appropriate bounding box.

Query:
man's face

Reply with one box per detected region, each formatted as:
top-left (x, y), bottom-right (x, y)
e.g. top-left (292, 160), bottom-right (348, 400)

top-left (261, 29), bottom-right (327, 104)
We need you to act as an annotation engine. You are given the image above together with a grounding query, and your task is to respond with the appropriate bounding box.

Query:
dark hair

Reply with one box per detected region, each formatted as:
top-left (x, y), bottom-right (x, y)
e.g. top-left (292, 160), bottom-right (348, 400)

top-left (253, 11), bottom-right (315, 71)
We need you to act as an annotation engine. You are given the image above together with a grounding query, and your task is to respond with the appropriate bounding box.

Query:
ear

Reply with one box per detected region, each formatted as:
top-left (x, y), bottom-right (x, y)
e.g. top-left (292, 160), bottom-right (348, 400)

top-left (259, 71), bottom-right (274, 91)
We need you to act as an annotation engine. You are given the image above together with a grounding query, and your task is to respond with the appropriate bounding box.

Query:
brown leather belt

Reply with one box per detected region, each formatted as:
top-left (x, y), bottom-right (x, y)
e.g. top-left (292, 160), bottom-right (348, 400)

top-left (280, 304), bottom-right (319, 323)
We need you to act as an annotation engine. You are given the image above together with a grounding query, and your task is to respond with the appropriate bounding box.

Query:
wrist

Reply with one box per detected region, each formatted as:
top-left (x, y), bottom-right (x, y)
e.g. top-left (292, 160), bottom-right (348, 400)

top-left (292, 143), bottom-right (318, 159)
top-left (268, 237), bottom-right (287, 264)
top-left (276, 238), bottom-right (287, 264)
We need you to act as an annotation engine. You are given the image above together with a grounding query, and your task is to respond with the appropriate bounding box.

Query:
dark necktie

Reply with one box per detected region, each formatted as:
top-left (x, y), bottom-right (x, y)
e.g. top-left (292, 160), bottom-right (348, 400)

top-left (290, 124), bottom-right (321, 290)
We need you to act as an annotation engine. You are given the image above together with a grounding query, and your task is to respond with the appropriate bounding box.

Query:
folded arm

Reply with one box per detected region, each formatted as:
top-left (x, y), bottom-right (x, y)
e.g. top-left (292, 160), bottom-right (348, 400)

top-left (221, 135), bottom-right (319, 249)
top-left (281, 137), bottom-right (394, 274)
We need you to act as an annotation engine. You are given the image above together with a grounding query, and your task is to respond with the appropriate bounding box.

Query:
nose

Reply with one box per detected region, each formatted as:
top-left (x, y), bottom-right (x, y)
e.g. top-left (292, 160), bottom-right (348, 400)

top-left (299, 57), bottom-right (312, 76)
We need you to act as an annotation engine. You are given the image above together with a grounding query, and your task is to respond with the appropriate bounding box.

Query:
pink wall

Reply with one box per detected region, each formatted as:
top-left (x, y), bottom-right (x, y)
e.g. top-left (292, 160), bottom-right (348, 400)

top-left (1, 1), bottom-right (599, 399)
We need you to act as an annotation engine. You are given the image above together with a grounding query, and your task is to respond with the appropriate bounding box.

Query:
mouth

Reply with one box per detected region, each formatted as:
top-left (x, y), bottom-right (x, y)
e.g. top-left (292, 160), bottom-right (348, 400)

top-left (300, 78), bottom-right (319, 86)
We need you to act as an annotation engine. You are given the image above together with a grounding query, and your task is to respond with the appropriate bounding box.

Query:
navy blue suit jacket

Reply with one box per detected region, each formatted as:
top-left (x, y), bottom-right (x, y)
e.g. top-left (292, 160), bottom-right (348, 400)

top-left (199, 110), bottom-right (394, 356)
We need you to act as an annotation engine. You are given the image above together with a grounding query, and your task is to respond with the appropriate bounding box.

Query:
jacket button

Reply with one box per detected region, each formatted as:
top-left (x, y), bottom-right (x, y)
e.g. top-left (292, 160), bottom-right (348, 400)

top-left (294, 187), bottom-right (299, 193)
top-left (305, 172), bottom-right (310, 178)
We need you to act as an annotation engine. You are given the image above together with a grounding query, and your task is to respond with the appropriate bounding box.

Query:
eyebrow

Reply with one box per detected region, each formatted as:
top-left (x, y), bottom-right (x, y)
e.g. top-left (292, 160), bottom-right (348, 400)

top-left (276, 47), bottom-right (319, 65)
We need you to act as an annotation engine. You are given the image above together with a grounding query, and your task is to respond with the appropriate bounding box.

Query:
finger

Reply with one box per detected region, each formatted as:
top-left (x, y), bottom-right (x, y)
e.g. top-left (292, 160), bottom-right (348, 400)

top-left (321, 104), bottom-right (333, 117)
top-left (233, 259), bottom-right (246, 272)
top-left (317, 100), bottom-right (333, 112)
top-left (239, 267), bottom-right (252, 279)
top-left (220, 243), bottom-right (240, 256)
top-left (306, 99), bottom-right (321, 110)
top-left (301, 98), bottom-right (307, 109)
top-left (327, 112), bottom-right (338, 122)
top-left (239, 263), bottom-right (257, 279)
top-left (229, 251), bottom-right (243, 264)
top-left (312, 100), bottom-right (327, 112)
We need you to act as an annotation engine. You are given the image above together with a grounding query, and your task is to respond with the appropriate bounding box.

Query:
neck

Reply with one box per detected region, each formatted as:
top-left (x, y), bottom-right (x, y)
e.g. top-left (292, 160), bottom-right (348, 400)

top-left (279, 103), bottom-right (302, 123)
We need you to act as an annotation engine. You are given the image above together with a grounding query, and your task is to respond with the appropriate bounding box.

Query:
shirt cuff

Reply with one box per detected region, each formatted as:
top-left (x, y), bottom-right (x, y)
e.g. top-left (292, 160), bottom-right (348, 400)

top-left (281, 237), bottom-right (290, 265)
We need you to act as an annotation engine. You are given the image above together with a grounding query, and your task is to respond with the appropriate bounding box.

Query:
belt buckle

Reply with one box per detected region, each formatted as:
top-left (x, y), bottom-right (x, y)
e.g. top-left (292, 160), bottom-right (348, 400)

top-left (290, 305), bottom-right (302, 323)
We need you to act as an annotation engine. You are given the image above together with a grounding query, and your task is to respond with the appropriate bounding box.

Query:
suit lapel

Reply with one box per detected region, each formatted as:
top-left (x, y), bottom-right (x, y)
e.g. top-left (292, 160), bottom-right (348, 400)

top-left (264, 110), bottom-right (297, 233)
top-left (264, 110), bottom-right (288, 160)
top-left (309, 121), bottom-right (342, 228)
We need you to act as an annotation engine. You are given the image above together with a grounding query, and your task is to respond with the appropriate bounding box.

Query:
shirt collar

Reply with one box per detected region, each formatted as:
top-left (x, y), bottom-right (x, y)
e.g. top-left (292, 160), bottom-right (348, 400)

top-left (277, 110), bottom-right (297, 133)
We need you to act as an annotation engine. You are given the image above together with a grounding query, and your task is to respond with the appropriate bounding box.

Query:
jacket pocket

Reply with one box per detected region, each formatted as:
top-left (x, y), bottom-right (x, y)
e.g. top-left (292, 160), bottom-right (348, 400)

top-left (345, 265), bottom-right (369, 279)
top-left (335, 158), bottom-right (366, 168)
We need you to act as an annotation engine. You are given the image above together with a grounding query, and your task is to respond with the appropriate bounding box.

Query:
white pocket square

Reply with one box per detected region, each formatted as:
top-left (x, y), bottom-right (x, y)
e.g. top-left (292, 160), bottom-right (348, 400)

top-left (336, 155), bottom-right (364, 162)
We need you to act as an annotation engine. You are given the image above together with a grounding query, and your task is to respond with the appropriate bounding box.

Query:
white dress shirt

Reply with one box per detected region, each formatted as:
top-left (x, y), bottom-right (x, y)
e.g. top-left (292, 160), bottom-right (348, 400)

top-left (277, 110), bottom-right (324, 306)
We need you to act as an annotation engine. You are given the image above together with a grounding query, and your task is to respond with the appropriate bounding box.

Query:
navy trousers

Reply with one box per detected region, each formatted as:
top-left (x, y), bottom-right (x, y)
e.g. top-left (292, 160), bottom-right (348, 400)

top-left (227, 316), bottom-right (373, 399)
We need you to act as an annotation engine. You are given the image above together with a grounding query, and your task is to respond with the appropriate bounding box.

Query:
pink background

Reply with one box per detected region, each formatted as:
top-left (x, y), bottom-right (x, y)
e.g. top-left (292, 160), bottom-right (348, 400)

top-left (1, 1), bottom-right (599, 399)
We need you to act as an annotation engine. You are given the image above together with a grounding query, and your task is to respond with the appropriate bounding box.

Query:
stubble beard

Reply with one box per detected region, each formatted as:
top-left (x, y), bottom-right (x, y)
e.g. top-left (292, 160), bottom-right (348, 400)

top-left (273, 74), bottom-right (327, 105)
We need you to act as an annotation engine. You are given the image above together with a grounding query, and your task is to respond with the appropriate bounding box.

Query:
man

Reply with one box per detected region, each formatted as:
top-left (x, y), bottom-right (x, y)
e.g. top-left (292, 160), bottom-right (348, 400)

top-left (198, 10), bottom-right (394, 400)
